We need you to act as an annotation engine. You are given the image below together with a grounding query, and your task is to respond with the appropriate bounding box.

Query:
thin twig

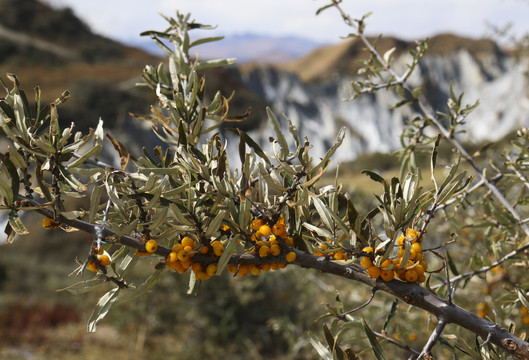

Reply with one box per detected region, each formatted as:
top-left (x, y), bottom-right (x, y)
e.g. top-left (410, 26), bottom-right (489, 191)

top-left (418, 318), bottom-right (447, 359)
top-left (338, 287), bottom-right (378, 318)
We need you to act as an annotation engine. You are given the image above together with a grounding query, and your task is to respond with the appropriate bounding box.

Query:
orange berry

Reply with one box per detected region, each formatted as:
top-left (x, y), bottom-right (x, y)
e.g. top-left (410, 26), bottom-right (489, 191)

top-left (178, 249), bottom-right (191, 261)
top-left (199, 246), bottom-right (209, 254)
top-left (286, 237), bottom-right (295, 246)
top-left (270, 244), bottom-right (281, 256)
top-left (191, 263), bottom-right (203, 274)
top-left (261, 263), bottom-right (272, 272)
top-left (367, 265), bottom-right (381, 279)
top-left (172, 244), bottom-right (183, 253)
top-left (411, 243), bottom-right (423, 253)
top-left (92, 246), bottom-right (104, 255)
top-left (183, 245), bottom-right (193, 253)
top-left (380, 259), bottom-right (392, 269)
top-left (238, 265), bottom-right (250, 277)
top-left (278, 262), bottom-right (287, 269)
top-left (259, 225), bottom-right (272, 237)
top-left (227, 265), bottom-right (237, 273)
top-left (87, 261), bottom-right (98, 272)
top-left (212, 243), bottom-right (224, 257)
top-left (271, 263), bottom-right (280, 270)
top-left (408, 333), bottom-right (417, 341)
top-left (362, 246), bottom-right (374, 254)
top-left (250, 265), bottom-right (261, 276)
top-left (396, 235), bottom-right (405, 245)
top-left (195, 272), bottom-right (210, 281)
top-left (259, 245), bottom-right (270, 257)
top-left (523, 316), bottom-right (529, 325)
top-left (272, 223), bottom-right (286, 236)
top-left (42, 217), bottom-right (61, 229)
top-left (414, 264), bottom-right (425, 277)
top-left (145, 239), bottom-right (158, 253)
top-left (522, 307), bottom-right (529, 315)
top-left (206, 263), bottom-right (217, 276)
top-left (98, 254), bottom-right (111, 267)
top-left (380, 270), bottom-right (394, 282)
top-left (166, 251), bottom-right (178, 263)
top-left (333, 251), bottom-right (345, 260)
top-left (181, 236), bottom-right (195, 248)
top-left (286, 252), bottom-right (296, 262)
top-left (418, 273), bottom-right (426, 283)
top-left (135, 249), bottom-right (151, 257)
top-left (360, 256), bottom-right (373, 269)
top-left (250, 219), bottom-right (264, 231)
top-left (405, 269), bottom-right (418, 282)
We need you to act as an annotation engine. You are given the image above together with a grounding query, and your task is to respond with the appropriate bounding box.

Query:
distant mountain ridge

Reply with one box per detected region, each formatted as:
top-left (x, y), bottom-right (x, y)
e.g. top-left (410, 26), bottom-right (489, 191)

top-left (129, 33), bottom-right (324, 64)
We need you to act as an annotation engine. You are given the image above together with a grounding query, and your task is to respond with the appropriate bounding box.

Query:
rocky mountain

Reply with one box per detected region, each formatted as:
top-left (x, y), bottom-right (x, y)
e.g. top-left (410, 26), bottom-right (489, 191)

top-left (226, 34), bottom-right (529, 166)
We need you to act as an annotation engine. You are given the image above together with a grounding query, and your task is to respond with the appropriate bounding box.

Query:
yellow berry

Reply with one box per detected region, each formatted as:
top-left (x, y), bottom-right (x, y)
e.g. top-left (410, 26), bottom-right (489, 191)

top-left (145, 239), bottom-right (158, 253)
top-left (206, 263), bottom-right (217, 276)
top-left (286, 252), bottom-right (296, 262)
top-left (414, 264), bottom-right (425, 277)
top-left (405, 269), bottom-right (418, 282)
top-left (259, 245), bottom-right (270, 257)
top-left (166, 251), bottom-right (178, 263)
top-left (367, 265), bottom-right (381, 279)
top-left (259, 225), bottom-right (272, 237)
top-left (396, 235), bottom-right (405, 245)
top-left (380, 270), bottom-right (395, 282)
top-left (270, 244), bottom-right (281, 256)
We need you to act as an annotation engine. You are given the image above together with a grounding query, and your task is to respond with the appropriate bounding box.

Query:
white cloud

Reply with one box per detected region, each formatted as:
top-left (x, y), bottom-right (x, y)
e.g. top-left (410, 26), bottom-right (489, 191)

top-left (45, 0), bottom-right (529, 43)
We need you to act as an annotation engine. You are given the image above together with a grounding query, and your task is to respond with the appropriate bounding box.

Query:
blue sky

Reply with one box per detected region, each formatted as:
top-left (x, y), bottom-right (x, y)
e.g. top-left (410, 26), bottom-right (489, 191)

top-left (44, 0), bottom-right (529, 44)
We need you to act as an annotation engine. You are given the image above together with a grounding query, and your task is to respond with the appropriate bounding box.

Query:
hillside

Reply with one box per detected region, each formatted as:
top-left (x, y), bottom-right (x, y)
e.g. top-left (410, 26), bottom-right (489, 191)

top-left (277, 33), bottom-right (501, 83)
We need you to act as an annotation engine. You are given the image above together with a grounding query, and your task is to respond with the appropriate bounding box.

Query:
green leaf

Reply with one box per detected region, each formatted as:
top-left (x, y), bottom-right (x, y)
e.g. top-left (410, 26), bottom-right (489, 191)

top-left (205, 210), bottom-right (227, 238)
top-left (362, 170), bottom-right (385, 184)
top-left (195, 58), bottom-right (236, 70)
top-left (362, 319), bottom-right (388, 360)
top-left (309, 334), bottom-right (333, 360)
top-left (216, 236), bottom-right (238, 275)
top-left (267, 107), bottom-right (289, 159)
top-left (446, 251), bottom-right (459, 276)
top-left (515, 288), bottom-right (529, 310)
top-left (311, 127), bottom-right (346, 174)
top-left (8, 209), bottom-right (28, 236)
top-left (0, 153), bottom-right (20, 203)
top-left (87, 287), bottom-right (120, 332)
top-left (312, 196), bottom-right (334, 231)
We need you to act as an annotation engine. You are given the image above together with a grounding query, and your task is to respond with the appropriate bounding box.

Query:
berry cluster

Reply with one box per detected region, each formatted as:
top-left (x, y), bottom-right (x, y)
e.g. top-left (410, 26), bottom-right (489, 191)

top-left (361, 229), bottom-right (427, 283)
top-left (313, 239), bottom-right (350, 261)
top-left (87, 246), bottom-right (112, 272)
